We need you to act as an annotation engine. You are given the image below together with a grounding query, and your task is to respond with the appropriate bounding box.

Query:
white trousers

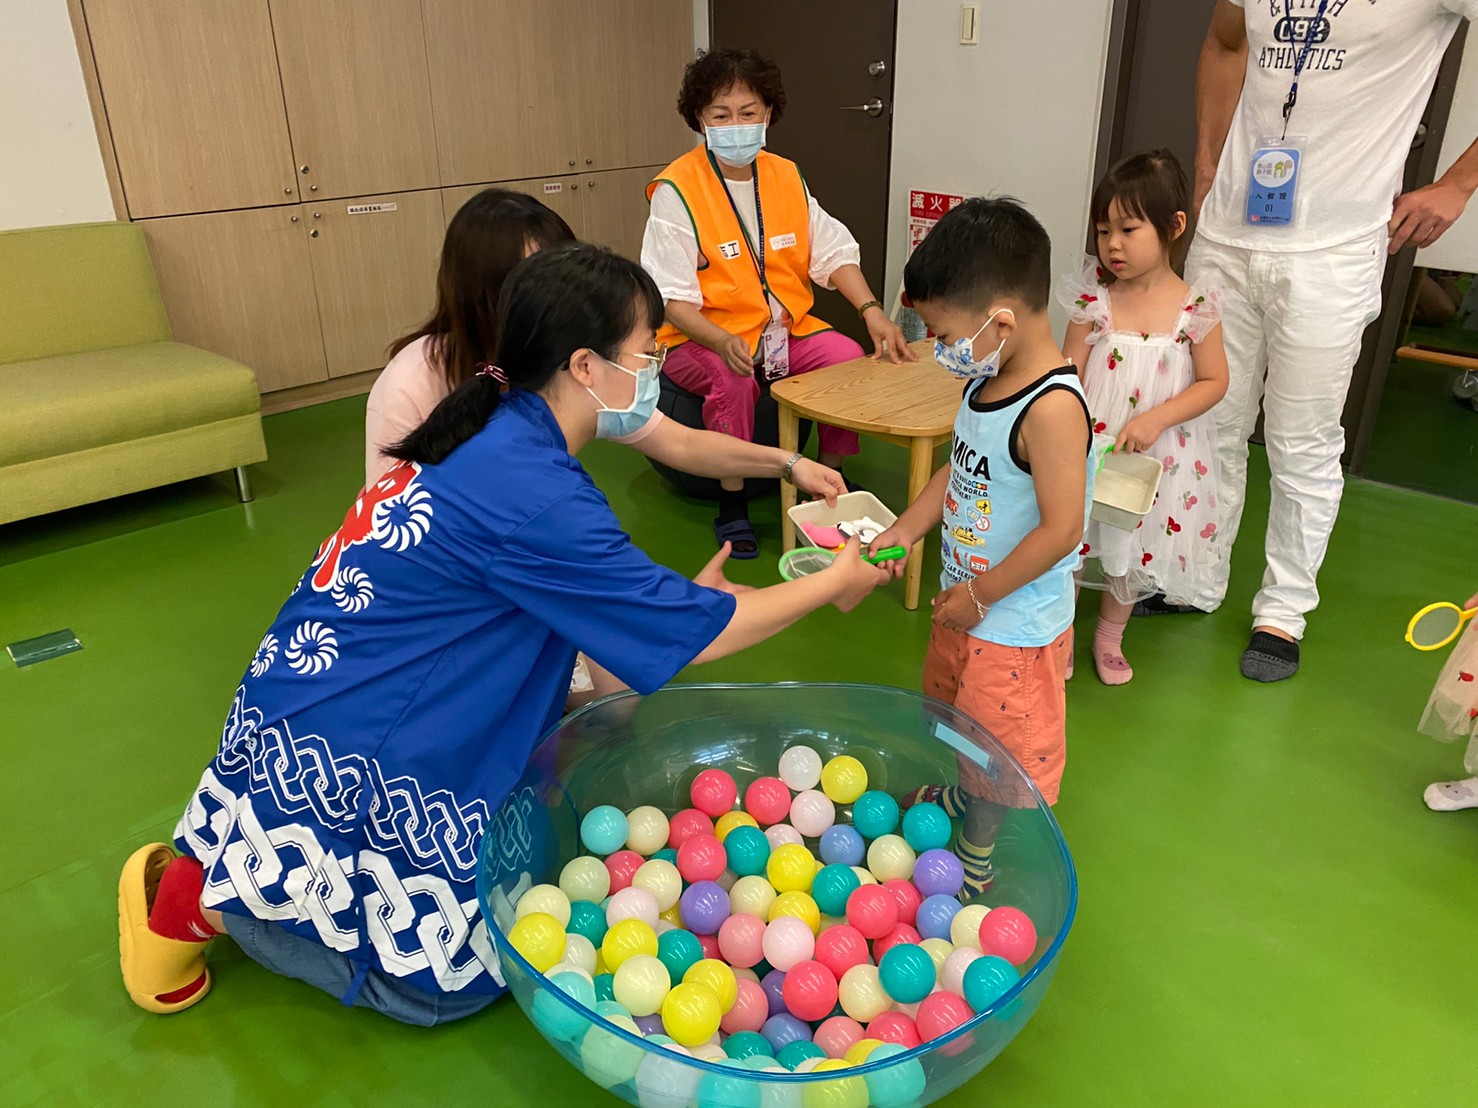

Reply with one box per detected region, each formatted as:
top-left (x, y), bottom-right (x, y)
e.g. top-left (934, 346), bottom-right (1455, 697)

top-left (1186, 230), bottom-right (1386, 638)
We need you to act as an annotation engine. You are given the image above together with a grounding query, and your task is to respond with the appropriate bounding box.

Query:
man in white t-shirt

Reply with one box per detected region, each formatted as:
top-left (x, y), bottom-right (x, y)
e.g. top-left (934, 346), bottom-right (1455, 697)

top-left (1181, 0), bottom-right (1478, 682)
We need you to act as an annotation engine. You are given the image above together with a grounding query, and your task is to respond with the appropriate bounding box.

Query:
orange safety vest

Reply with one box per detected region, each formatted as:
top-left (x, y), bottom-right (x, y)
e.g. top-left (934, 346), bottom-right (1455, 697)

top-left (647, 146), bottom-right (832, 352)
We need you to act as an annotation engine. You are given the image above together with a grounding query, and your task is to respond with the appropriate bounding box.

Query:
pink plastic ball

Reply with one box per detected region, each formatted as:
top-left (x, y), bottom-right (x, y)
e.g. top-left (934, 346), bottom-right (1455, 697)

top-left (882, 879), bottom-right (923, 927)
top-left (721, 978), bottom-right (770, 1034)
top-left (695, 932), bottom-right (721, 960)
top-left (872, 922), bottom-right (923, 962)
top-left (604, 850), bottom-right (644, 894)
top-left (764, 824), bottom-right (804, 850)
top-left (717, 913), bottom-right (767, 969)
top-left (761, 915), bottom-right (816, 972)
top-left (846, 884), bottom-right (899, 941)
top-left (916, 991), bottom-right (975, 1041)
top-left (781, 960), bottom-right (839, 1023)
top-left (667, 808), bottom-right (715, 850)
top-left (744, 777), bottom-right (792, 826)
top-left (813, 1015), bottom-right (865, 1059)
top-left (606, 886), bottom-right (660, 927)
top-left (813, 924), bottom-right (871, 981)
top-left (940, 947), bottom-right (982, 996)
top-left (978, 906), bottom-right (1038, 967)
top-left (867, 1011), bottom-right (923, 1049)
top-left (690, 769), bottom-right (739, 818)
top-left (788, 790), bottom-right (836, 838)
top-left (676, 833), bottom-right (727, 884)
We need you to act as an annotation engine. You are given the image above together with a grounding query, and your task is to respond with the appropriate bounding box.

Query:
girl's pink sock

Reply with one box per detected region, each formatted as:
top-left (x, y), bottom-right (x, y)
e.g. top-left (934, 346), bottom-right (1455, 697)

top-left (1093, 616), bottom-right (1133, 686)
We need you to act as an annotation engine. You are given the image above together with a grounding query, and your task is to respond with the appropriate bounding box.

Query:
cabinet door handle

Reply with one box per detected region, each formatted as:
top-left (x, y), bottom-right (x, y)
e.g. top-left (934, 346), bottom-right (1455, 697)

top-left (568, 160), bottom-right (576, 167)
top-left (290, 215), bottom-right (299, 222)
top-left (309, 184), bottom-right (318, 192)
top-left (309, 228), bottom-right (320, 238)
top-left (300, 164), bottom-right (311, 174)
top-left (585, 158), bottom-right (593, 165)
top-left (284, 187), bottom-right (294, 195)
top-left (313, 211), bottom-right (322, 219)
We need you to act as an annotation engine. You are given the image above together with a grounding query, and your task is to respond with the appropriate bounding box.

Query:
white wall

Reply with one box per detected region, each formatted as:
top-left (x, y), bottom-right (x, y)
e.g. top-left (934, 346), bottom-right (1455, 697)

top-left (0, 0), bottom-right (115, 230)
top-left (885, 0), bottom-right (1115, 331)
top-left (1417, 45), bottom-right (1478, 273)
top-left (693, 0), bottom-right (710, 52)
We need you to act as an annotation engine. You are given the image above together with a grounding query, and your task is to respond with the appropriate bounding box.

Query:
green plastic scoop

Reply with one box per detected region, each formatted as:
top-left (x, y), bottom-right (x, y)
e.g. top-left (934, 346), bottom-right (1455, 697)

top-left (779, 545), bottom-right (907, 581)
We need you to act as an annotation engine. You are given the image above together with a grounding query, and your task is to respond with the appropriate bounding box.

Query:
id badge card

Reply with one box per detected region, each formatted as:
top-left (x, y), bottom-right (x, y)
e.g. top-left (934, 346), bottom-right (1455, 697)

top-left (1246, 138), bottom-right (1302, 227)
top-left (761, 320), bottom-right (791, 381)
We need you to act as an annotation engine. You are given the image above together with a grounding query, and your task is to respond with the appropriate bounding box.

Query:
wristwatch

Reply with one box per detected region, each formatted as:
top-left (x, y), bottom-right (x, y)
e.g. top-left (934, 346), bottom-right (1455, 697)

top-left (781, 452), bottom-right (803, 483)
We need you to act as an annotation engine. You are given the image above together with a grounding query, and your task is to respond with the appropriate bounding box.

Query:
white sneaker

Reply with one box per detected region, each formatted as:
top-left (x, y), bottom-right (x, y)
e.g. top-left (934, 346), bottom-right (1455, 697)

top-left (1423, 777), bottom-right (1478, 812)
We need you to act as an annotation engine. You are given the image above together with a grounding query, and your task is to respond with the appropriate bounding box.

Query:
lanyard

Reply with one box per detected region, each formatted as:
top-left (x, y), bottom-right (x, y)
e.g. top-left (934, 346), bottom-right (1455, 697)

top-left (717, 161), bottom-right (768, 289)
top-left (1282, 0), bottom-right (1330, 140)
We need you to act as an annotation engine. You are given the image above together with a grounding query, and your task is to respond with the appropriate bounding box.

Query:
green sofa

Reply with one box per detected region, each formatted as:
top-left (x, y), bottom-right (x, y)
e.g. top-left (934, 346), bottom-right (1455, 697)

top-left (0, 221), bottom-right (266, 525)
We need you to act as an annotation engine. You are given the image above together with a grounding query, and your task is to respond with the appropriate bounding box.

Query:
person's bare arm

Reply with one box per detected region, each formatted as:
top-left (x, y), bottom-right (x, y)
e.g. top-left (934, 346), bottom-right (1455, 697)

top-left (1193, 1), bottom-right (1250, 217)
top-left (829, 263), bottom-right (917, 364)
top-left (1389, 135), bottom-right (1478, 253)
top-left (1115, 326), bottom-right (1230, 452)
top-left (665, 301), bottom-right (755, 376)
top-left (1062, 320), bottom-right (1094, 381)
top-left (631, 419), bottom-right (845, 504)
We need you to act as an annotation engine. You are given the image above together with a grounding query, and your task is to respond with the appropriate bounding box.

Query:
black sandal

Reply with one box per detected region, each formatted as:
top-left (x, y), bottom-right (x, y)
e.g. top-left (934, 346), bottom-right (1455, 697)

top-left (713, 517), bottom-right (759, 559)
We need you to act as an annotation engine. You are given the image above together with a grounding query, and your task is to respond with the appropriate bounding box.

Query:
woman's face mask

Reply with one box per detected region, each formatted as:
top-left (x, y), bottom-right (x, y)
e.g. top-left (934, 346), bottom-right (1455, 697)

top-left (705, 114), bottom-right (768, 168)
top-left (934, 308), bottom-right (1013, 380)
top-left (588, 351), bottom-right (663, 439)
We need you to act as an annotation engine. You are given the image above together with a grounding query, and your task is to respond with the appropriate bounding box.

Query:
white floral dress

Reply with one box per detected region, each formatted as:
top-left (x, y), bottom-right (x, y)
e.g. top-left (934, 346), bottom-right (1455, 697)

top-left (1059, 258), bottom-right (1225, 606)
top-left (1420, 618), bottom-right (1478, 773)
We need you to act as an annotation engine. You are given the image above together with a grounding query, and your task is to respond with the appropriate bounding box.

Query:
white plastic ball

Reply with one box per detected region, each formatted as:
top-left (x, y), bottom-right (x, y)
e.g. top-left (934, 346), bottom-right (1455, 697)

top-left (515, 883), bottom-right (572, 927)
top-left (560, 856), bottom-right (611, 903)
top-left (850, 866), bottom-right (879, 886)
top-left (920, 937), bottom-right (954, 975)
top-left (950, 904), bottom-right (991, 951)
top-left (789, 790), bottom-right (836, 838)
top-left (545, 961), bottom-right (594, 986)
top-left (613, 953), bottom-right (671, 1017)
top-left (765, 824), bottom-right (804, 850)
top-left (866, 835), bottom-right (917, 883)
top-left (730, 875), bottom-right (779, 919)
top-left (562, 932), bottom-right (598, 975)
top-left (632, 859), bottom-right (683, 911)
top-left (627, 805), bottom-right (671, 856)
top-left (778, 745), bottom-right (823, 792)
top-left (607, 886), bottom-right (660, 928)
top-left (940, 947), bottom-right (982, 996)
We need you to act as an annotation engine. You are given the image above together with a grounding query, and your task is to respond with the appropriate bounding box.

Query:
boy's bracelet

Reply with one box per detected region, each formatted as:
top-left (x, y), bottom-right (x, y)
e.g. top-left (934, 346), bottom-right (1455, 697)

top-left (966, 577), bottom-right (990, 622)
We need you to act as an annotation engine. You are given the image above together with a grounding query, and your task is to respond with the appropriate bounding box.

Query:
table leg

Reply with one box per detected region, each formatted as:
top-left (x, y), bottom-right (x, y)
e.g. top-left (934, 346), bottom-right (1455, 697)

top-left (904, 436), bottom-right (937, 611)
top-left (779, 403), bottom-right (800, 553)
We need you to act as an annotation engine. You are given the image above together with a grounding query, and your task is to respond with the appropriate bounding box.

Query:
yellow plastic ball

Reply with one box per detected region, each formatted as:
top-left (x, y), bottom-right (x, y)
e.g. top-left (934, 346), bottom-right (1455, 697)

top-left (844, 1038), bottom-right (884, 1065)
top-left (850, 866), bottom-right (878, 886)
top-left (558, 856), bottom-right (610, 903)
top-left (866, 834), bottom-right (917, 883)
top-left (768, 890), bottom-right (822, 935)
top-left (601, 918), bottom-right (658, 972)
top-left (951, 904), bottom-right (991, 951)
top-left (803, 1061), bottom-right (868, 1108)
top-left (515, 883), bottom-right (572, 927)
top-left (683, 958), bottom-right (738, 1013)
top-left (820, 755), bottom-right (868, 804)
top-left (661, 981), bottom-right (723, 1046)
top-left (729, 875), bottom-right (778, 919)
top-left (715, 810), bottom-right (759, 842)
top-left (659, 903), bottom-right (685, 928)
top-left (632, 859), bottom-right (683, 912)
top-left (837, 963), bottom-right (890, 1022)
top-left (508, 911), bottom-right (566, 973)
top-left (921, 937), bottom-right (954, 974)
top-left (767, 843), bottom-right (817, 894)
top-left (625, 805), bottom-right (671, 856)
top-left (612, 953), bottom-right (671, 1017)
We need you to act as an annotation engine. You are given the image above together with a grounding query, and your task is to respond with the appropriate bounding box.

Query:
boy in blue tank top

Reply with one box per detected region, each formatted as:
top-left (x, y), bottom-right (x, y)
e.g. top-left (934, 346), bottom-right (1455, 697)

top-left (873, 198), bottom-right (1093, 898)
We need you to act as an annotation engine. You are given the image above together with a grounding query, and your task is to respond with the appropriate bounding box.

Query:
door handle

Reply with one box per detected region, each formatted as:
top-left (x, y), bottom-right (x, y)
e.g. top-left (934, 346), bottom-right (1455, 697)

top-left (840, 98), bottom-right (885, 118)
top-left (1411, 122), bottom-right (1428, 151)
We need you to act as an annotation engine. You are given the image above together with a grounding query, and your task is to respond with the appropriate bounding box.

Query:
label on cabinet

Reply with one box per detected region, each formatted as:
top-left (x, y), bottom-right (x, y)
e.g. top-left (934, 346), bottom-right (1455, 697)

top-left (542, 183), bottom-right (563, 195)
top-left (346, 202), bottom-right (399, 215)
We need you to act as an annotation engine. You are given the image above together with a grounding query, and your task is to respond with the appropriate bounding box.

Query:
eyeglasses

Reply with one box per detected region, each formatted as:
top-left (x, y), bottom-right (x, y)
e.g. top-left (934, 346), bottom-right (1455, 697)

top-left (615, 345), bottom-right (667, 374)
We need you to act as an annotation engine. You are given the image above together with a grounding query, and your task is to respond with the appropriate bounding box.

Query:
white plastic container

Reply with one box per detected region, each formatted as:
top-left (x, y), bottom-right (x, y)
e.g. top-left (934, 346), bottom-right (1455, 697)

top-left (787, 490), bottom-right (897, 547)
top-left (1091, 450), bottom-right (1163, 530)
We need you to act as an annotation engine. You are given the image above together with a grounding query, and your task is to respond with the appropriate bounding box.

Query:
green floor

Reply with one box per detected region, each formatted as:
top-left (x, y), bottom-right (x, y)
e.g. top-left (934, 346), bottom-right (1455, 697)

top-left (2, 397), bottom-right (1476, 1105)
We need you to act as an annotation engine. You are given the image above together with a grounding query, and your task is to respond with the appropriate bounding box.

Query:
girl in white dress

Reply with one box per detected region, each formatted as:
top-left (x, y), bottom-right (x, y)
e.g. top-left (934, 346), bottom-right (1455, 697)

top-left (1062, 151), bottom-right (1230, 685)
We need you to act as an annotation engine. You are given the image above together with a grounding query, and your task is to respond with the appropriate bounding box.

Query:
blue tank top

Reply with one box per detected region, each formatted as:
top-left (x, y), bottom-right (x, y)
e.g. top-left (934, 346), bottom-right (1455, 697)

top-left (940, 366), bottom-right (1093, 647)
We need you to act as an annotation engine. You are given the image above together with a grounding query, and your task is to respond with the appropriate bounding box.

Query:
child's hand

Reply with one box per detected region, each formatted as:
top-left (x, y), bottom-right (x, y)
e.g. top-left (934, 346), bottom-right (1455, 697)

top-left (694, 542), bottom-right (755, 596)
top-left (868, 526), bottom-right (913, 579)
top-left (1115, 413), bottom-right (1163, 454)
top-left (1467, 590), bottom-right (1478, 610)
top-left (825, 537), bottom-right (890, 612)
top-left (931, 582), bottom-right (982, 632)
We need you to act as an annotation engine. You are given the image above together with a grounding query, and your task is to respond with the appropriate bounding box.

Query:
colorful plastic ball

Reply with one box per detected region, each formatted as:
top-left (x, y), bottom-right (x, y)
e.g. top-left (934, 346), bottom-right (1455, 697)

top-left (605, 849), bottom-right (645, 895)
top-left (762, 1012), bottom-right (813, 1052)
top-left (697, 1067), bottom-right (761, 1108)
top-left (745, 777), bottom-right (793, 825)
top-left (656, 927), bottom-right (704, 984)
top-left (872, 922), bottom-right (923, 961)
top-left (722, 825), bottom-right (771, 879)
top-left (916, 990), bottom-right (974, 1041)
top-left (559, 856), bottom-right (611, 904)
top-left (691, 768), bottom-right (739, 818)
top-left (765, 824), bottom-right (805, 850)
top-left (722, 977), bottom-right (770, 1034)
top-left (594, 972), bottom-right (615, 1002)
top-left (920, 937), bottom-right (954, 974)
top-left (768, 891), bottom-right (821, 935)
top-left (562, 932), bottom-right (598, 975)
top-left (631, 858), bottom-right (682, 913)
top-left (659, 903), bottom-right (684, 929)
top-left (718, 913), bottom-right (767, 969)
top-left (782, 959), bottom-right (838, 1022)
top-left (601, 917), bottom-right (658, 972)
top-left (940, 946), bottom-right (982, 996)
top-left (717, 869), bottom-right (739, 892)
top-left (679, 880), bottom-right (731, 936)
top-left (912, 848), bottom-right (965, 899)
top-left (818, 825), bottom-right (865, 868)
top-left (901, 802), bottom-right (951, 853)
top-left (636, 1046), bottom-right (700, 1108)
top-left (767, 844), bottom-right (817, 894)
top-left (851, 791), bottom-right (900, 839)
top-left (978, 905), bottom-right (1038, 966)
top-left (844, 884), bottom-right (898, 940)
top-left (515, 883), bottom-right (571, 928)
top-left (696, 932), bottom-right (721, 960)
top-left (789, 790), bottom-right (836, 838)
top-left (624, 805), bottom-right (670, 856)
top-left (950, 904), bottom-right (990, 951)
top-left (532, 969), bottom-right (597, 1043)
top-left (716, 810), bottom-right (760, 843)
top-left (606, 886), bottom-right (660, 928)
top-left (879, 879), bottom-right (922, 928)
top-left (837, 964), bottom-right (890, 1022)
top-left (580, 1012), bottom-right (645, 1088)
top-left (915, 894), bottom-right (962, 942)
top-left (878, 943), bottom-right (936, 1004)
top-left (963, 954), bottom-right (1021, 1014)
top-left (813, 924), bottom-right (870, 981)
top-left (613, 953), bottom-right (671, 1017)
top-left (814, 1015), bottom-right (865, 1059)
top-left (794, 1057), bottom-right (827, 1074)
top-left (850, 866), bottom-right (878, 886)
top-left (653, 847), bottom-right (679, 865)
top-left (776, 1038), bottom-right (826, 1070)
top-left (730, 874), bottom-right (779, 919)
top-left (866, 1011), bottom-right (922, 1049)
top-left (685, 958), bottom-right (739, 1013)
top-left (865, 835), bottom-right (916, 883)
top-left (845, 1038), bottom-right (885, 1066)
top-left (508, 911), bottom-right (566, 972)
top-left (862, 1042), bottom-right (928, 1108)
top-left (580, 805), bottom-right (629, 856)
top-left (819, 756), bottom-right (868, 804)
top-left (718, 1030), bottom-right (771, 1063)
top-left (677, 833), bottom-right (728, 884)
top-left (760, 968), bottom-right (788, 1016)
top-left (776, 744), bottom-right (821, 791)
top-left (668, 807), bottom-right (716, 849)
top-left (661, 981), bottom-right (723, 1046)
top-left (734, 965), bottom-right (760, 985)
top-left (762, 915), bottom-right (815, 971)
top-left (690, 1043), bottom-right (728, 1063)
top-left (808, 864), bottom-right (859, 919)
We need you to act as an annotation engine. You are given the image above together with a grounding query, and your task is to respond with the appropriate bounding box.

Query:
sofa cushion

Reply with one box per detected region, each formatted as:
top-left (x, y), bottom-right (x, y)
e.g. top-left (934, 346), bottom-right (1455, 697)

top-left (0, 342), bottom-right (261, 466)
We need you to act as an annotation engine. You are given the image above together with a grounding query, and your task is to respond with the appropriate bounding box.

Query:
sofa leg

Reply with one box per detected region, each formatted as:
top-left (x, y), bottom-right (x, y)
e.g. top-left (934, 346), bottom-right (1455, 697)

top-left (233, 466), bottom-right (254, 503)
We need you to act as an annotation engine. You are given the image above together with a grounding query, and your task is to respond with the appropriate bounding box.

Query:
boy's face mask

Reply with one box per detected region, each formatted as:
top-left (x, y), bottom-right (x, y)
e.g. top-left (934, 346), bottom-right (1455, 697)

top-left (934, 308), bottom-right (1014, 379)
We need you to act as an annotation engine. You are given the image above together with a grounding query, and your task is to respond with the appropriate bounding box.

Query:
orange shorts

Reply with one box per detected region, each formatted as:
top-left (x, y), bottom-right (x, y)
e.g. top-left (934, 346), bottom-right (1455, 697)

top-left (922, 625), bottom-right (1070, 806)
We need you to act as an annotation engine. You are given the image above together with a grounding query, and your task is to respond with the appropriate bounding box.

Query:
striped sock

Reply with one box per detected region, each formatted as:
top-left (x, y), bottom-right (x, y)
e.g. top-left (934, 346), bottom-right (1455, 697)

top-left (957, 836), bottom-right (995, 902)
top-left (901, 784), bottom-right (967, 818)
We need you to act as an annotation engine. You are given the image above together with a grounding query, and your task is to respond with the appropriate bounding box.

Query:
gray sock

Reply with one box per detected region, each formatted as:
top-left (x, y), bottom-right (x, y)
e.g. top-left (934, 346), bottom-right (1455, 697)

top-left (1240, 631), bottom-right (1299, 682)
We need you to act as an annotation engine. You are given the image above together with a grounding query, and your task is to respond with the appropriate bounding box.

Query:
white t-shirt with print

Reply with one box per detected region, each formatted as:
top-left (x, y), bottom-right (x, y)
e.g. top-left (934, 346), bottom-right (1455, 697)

top-left (1198, 0), bottom-right (1475, 252)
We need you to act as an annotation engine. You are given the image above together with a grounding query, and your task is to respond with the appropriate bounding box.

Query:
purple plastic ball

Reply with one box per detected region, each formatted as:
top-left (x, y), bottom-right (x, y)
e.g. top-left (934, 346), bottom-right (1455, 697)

top-left (761, 968), bottom-right (788, 1017)
top-left (679, 880), bottom-right (731, 936)
top-left (912, 848), bottom-right (966, 898)
top-left (634, 1013), bottom-right (665, 1036)
top-left (761, 1012), bottom-right (813, 1051)
top-left (915, 893), bottom-right (962, 941)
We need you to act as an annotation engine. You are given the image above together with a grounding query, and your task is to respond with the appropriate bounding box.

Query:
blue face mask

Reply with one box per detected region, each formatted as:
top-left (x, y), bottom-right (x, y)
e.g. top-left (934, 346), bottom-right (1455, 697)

top-left (589, 354), bottom-right (661, 439)
top-left (933, 309), bottom-right (1013, 379)
top-left (706, 122), bottom-right (767, 168)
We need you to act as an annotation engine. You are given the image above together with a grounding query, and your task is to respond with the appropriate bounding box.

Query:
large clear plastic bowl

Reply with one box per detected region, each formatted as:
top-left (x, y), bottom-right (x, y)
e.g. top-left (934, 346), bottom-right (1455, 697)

top-left (477, 683), bottom-right (1077, 1108)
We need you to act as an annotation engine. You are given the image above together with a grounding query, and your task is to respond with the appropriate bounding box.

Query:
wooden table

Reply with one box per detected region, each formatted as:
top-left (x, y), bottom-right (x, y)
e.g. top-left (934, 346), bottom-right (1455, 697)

top-left (772, 340), bottom-right (960, 611)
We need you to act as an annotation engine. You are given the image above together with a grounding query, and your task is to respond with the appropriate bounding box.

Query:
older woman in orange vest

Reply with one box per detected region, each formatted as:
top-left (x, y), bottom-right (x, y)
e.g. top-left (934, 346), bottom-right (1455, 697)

top-left (642, 48), bottom-right (915, 558)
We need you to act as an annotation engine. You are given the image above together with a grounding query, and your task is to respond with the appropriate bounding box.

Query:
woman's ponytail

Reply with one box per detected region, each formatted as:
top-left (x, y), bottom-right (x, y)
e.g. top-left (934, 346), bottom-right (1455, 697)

top-left (388, 371), bottom-right (504, 465)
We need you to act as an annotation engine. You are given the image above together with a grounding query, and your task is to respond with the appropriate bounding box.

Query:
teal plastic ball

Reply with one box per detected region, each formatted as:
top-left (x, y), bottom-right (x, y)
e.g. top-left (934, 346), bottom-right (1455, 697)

top-left (863, 1042), bottom-right (928, 1107)
top-left (852, 791), bottom-right (900, 839)
top-left (581, 804), bottom-right (630, 855)
top-left (878, 943), bottom-right (937, 1004)
top-left (724, 1030), bottom-right (775, 1060)
top-left (776, 1039), bottom-right (827, 1070)
top-left (725, 825), bottom-right (772, 878)
top-left (568, 900), bottom-right (609, 946)
top-left (657, 928), bottom-right (705, 985)
top-left (962, 954), bottom-right (1021, 1015)
top-left (812, 863), bottom-right (862, 919)
top-left (902, 803), bottom-right (951, 852)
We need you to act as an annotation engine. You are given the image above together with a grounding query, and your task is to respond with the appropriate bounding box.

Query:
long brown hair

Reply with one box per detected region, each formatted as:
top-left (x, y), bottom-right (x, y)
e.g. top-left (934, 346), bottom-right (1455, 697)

top-left (389, 189), bottom-right (576, 390)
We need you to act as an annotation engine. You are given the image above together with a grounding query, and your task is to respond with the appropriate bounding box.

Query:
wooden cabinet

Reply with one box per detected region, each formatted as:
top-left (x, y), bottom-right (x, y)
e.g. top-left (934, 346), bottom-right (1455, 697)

top-left (441, 177), bottom-right (586, 237)
top-left (140, 208), bottom-right (327, 392)
top-left (269, 0), bottom-right (440, 200)
top-left (83, 0), bottom-right (298, 217)
top-left (304, 191), bottom-right (445, 378)
top-left (582, 167), bottom-right (664, 262)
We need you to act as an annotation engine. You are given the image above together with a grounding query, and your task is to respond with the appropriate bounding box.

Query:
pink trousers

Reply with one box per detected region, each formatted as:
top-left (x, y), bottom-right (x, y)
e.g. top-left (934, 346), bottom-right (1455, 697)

top-left (662, 330), bottom-right (863, 456)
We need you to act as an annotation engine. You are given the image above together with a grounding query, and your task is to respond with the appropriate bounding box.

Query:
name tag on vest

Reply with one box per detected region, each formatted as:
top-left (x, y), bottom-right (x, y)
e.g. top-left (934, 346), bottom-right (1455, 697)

top-left (717, 240), bottom-right (742, 260)
top-left (768, 232), bottom-right (797, 250)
